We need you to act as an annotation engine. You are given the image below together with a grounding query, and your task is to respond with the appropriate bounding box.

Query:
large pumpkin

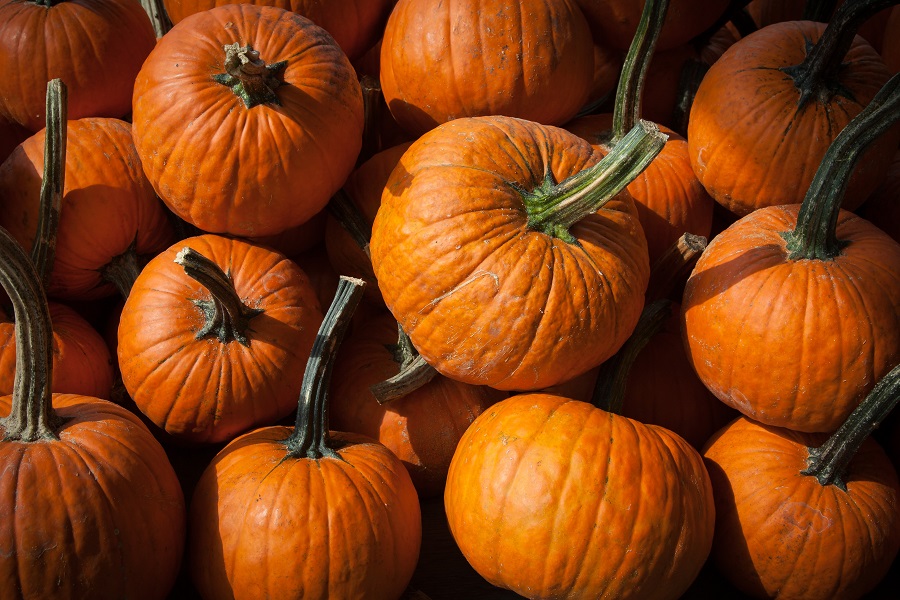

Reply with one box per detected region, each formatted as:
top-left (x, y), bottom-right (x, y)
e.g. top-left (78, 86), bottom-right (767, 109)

top-left (370, 115), bottom-right (662, 391)
top-left (131, 4), bottom-right (364, 237)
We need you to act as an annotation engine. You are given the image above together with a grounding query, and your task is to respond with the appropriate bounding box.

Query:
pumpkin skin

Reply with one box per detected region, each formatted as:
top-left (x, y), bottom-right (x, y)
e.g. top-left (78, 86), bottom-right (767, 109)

top-left (0, 0), bottom-right (156, 132)
top-left (380, 0), bottom-right (594, 136)
top-left (0, 392), bottom-right (186, 599)
top-left (0, 117), bottom-right (175, 301)
top-left (329, 311), bottom-right (505, 497)
top-left (703, 416), bottom-right (900, 599)
top-left (0, 301), bottom-right (113, 400)
top-left (117, 234), bottom-right (324, 443)
top-left (445, 393), bottom-right (715, 599)
top-left (682, 206), bottom-right (900, 433)
top-left (131, 4), bottom-right (364, 237)
top-left (688, 22), bottom-right (898, 216)
top-left (161, 0), bottom-right (394, 60)
top-left (370, 116), bottom-right (650, 391)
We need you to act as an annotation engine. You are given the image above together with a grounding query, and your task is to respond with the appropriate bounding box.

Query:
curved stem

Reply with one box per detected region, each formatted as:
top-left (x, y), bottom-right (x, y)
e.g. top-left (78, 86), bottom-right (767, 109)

top-left (782, 73), bottom-right (900, 260)
top-left (285, 276), bottom-right (366, 459)
top-left (139, 0), bottom-right (172, 38)
top-left (0, 228), bottom-right (58, 442)
top-left (611, 0), bottom-right (670, 143)
top-left (370, 324), bottom-right (439, 405)
top-left (803, 363), bottom-right (900, 490)
top-left (101, 240), bottom-right (141, 299)
top-left (31, 79), bottom-right (67, 288)
top-left (784, 0), bottom-right (897, 108)
top-left (591, 299), bottom-right (673, 414)
top-left (645, 233), bottom-right (707, 303)
top-left (327, 189), bottom-right (372, 259)
top-left (174, 247), bottom-right (263, 346)
top-left (524, 121), bottom-right (667, 242)
top-left (211, 43), bottom-right (287, 109)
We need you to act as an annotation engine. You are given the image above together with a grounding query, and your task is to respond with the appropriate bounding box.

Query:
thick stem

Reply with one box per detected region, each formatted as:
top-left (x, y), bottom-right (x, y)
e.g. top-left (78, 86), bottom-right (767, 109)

top-left (611, 0), bottom-right (670, 143)
top-left (0, 228), bottom-right (58, 442)
top-left (370, 324), bottom-right (439, 405)
top-left (139, 0), bottom-right (172, 39)
top-left (645, 233), bottom-right (708, 303)
top-left (783, 0), bottom-right (897, 108)
top-left (591, 299), bottom-right (674, 414)
top-left (31, 79), bottom-right (67, 288)
top-left (361, 75), bottom-right (385, 163)
top-left (803, 364), bottom-right (900, 490)
top-left (211, 43), bottom-right (287, 109)
top-left (101, 243), bottom-right (141, 299)
top-left (782, 73), bottom-right (900, 260)
top-left (327, 189), bottom-right (372, 259)
top-left (524, 121), bottom-right (667, 242)
top-left (285, 276), bottom-right (366, 459)
top-left (174, 247), bottom-right (263, 347)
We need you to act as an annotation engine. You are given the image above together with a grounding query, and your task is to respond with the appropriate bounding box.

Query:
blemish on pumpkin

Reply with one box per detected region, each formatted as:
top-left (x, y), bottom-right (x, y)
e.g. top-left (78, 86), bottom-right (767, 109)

top-left (780, 501), bottom-right (833, 533)
top-left (421, 270), bottom-right (500, 310)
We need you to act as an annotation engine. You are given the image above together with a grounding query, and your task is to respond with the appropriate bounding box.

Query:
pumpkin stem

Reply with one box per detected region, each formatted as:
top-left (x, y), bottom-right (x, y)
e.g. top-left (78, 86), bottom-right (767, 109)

top-left (31, 78), bottom-right (67, 289)
top-left (174, 247), bottom-right (264, 347)
top-left (361, 75), bottom-right (387, 163)
top-left (212, 43), bottom-right (287, 109)
top-left (783, 0), bottom-right (895, 109)
top-left (370, 325), bottom-right (439, 405)
top-left (802, 363), bottom-right (900, 491)
top-left (0, 228), bottom-right (59, 442)
top-left (645, 233), bottom-right (707, 303)
top-left (139, 0), bottom-right (172, 39)
top-left (671, 58), bottom-right (709, 138)
top-left (100, 239), bottom-right (141, 299)
top-left (611, 0), bottom-right (670, 143)
top-left (782, 72), bottom-right (900, 260)
top-left (591, 299), bottom-right (673, 414)
top-left (327, 188), bottom-right (372, 259)
top-left (29, 0), bottom-right (65, 6)
top-left (523, 121), bottom-right (667, 242)
top-left (285, 276), bottom-right (366, 460)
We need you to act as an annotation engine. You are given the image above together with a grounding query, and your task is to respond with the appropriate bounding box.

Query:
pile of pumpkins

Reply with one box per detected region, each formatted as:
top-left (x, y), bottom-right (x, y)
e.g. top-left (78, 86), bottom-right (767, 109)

top-left (1, 0), bottom-right (899, 599)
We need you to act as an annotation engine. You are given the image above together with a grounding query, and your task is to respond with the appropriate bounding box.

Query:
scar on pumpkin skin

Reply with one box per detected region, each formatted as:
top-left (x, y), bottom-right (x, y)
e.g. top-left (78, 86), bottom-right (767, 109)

top-left (420, 270), bottom-right (501, 311)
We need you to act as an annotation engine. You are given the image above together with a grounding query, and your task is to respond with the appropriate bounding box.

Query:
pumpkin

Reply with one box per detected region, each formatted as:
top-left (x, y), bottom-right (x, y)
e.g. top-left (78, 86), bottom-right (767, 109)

top-left (688, 0), bottom-right (900, 216)
top-left (0, 117), bottom-right (175, 301)
top-left (370, 116), bottom-right (664, 391)
top-left (566, 0), bottom-right (714, 266)
top-left (682, 73), bottom-right (900, 433)
top-left (380, 0), bottom-right (594, 136)
top-left (162, 0), bottom-right (395, 60)
top-left (0, 0), bottom-right (156, 132)
top-left (131, 4), bottom-right (364, 237)
top-left (189, 277), bottom-right (422, 600)
top-left (329, 310), bottom-right (504, 497)
top-left (0, 224), bottom-right (185, 599)
top-left (247, 208), bottom-right (328, 259)
top-left (117, 234), bottom-right (324, 443)
top-left (444, 388), bottom-right (715, 599)
top-left (702, 364), bottom-right (900, 599)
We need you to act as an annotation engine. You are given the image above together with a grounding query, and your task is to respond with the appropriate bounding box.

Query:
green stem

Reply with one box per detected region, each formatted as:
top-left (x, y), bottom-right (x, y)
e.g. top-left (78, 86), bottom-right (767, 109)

top-left (174, 247), bottom-right (264, 347)
top-left (31, 79), bottom-right (67, 288)
top-left (803, 363), bottom-right (900, 490)
top-left (285, 276), bottom-right (366, 459)
top-left (139, 0), bottom-right (172, 38)
top-left (782, 73), bottom-right (900, 260)
top-left (0, 228), bottom-right (58, 442)
top-left (645, 233), bottom-right (707, 303)
top-left (327, 188), bottom-right (372, 259)
top-left (591, 300), bottom-right (674, 414)
top-left (100, 240), bottom-right (141, 299)
top-left (211, 43), bottom-right (287, 109)
top-left (783, 0), bottom-right (897, 109)
top-left (611, 0), bottom-right (670, 143)
top-left (524, 121), bottom-right (667, 243)
top-left (370, 324), bottom-right (439, 405)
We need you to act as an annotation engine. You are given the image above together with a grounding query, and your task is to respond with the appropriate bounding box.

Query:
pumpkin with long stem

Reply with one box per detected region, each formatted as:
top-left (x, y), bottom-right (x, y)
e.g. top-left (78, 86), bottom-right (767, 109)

top-left (0, 224), bottom-right (185, 599)
top-left (117, 234), bottom-right (324, 443)
top-left (682, 72), bottom-right (900, 433)
top-left (702, 364), bottom-right (900, 599)
top-left (444, 302), bottom-right (715, 599)
top-left (688, 0), bottom-right (900, 216)
top-left (189, 277), bottom-right (422, 600)
top-left (566, 0), bottom-right (714, 266)
top-left (371, 116), bottom-right (664, 391)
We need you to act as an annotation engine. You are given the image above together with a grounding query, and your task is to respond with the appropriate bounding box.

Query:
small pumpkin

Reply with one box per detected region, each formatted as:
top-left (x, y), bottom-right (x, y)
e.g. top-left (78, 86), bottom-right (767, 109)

top-left (189, 277), bottom-right (422, 600)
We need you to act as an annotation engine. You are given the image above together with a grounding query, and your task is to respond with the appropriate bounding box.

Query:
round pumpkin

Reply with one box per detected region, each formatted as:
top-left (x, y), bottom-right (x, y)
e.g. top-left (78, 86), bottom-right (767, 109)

top-left (131, 4), bottom-right (364, 237)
